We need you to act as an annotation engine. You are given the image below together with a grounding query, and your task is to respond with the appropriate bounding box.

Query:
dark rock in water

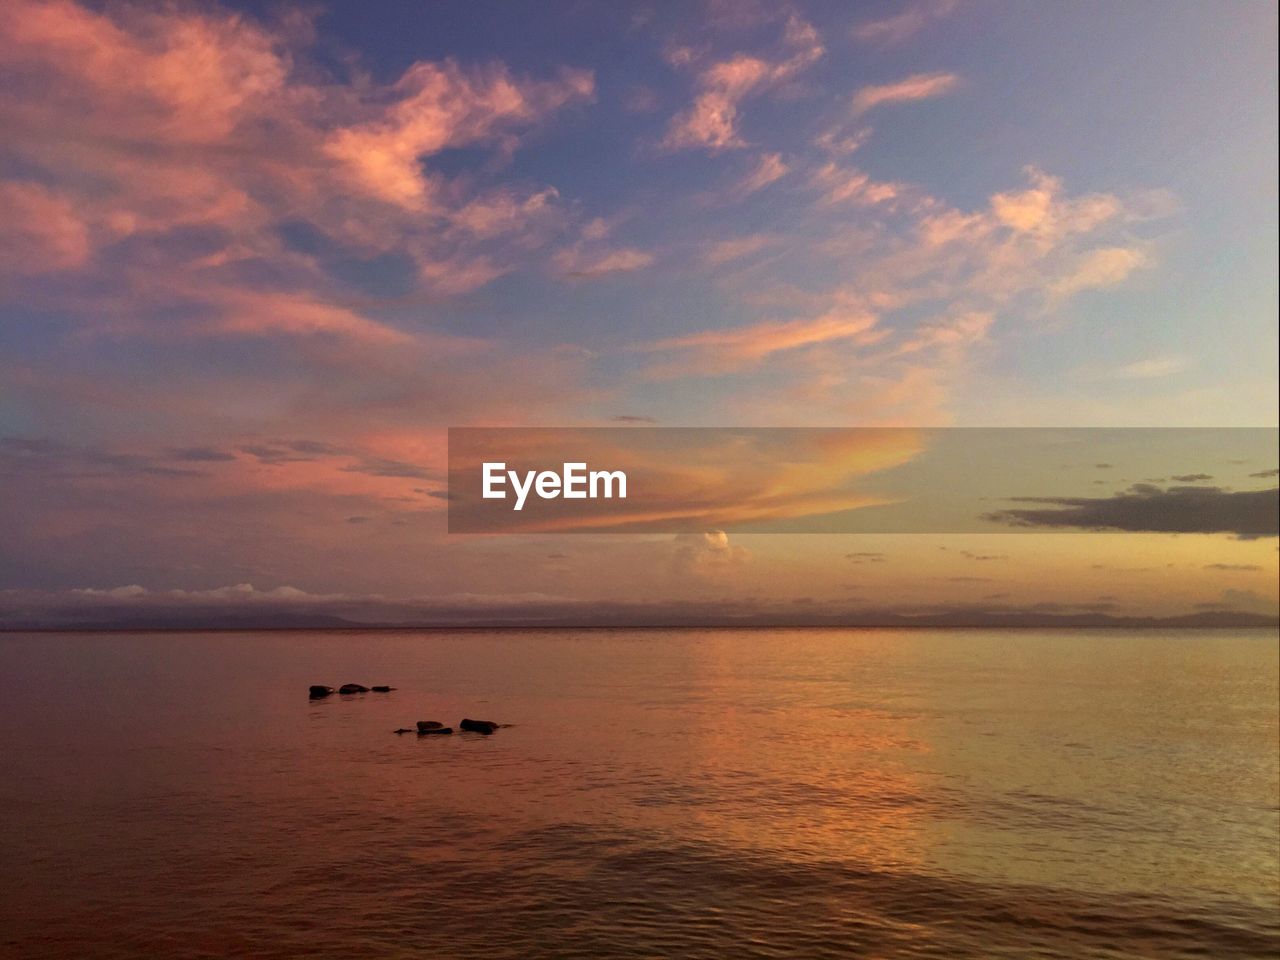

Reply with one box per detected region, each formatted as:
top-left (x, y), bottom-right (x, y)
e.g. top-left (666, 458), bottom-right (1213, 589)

top-left (338, 683), bottom-right (370, 695)
top-left (393, 728), bottom-right (415, 734)
top-left (460, 718), bottom-right (498, 735)
top-left (418, 726), bottom-right (453, 736)
top-left (416, 720), bottom-right (444, 733)
top-left (309, 685), bottom-right (334, 698)
top-left (371, 685), bottom-right (394, 693)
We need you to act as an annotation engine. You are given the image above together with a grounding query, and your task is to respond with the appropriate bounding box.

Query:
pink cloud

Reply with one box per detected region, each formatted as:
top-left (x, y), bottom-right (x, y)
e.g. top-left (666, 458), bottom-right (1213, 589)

top-left (0, 0), bottom-right (594, 338)
top-left (553, 246), bottom-right (655, 279)
top-left (704, 234), bottom-right (773, 266)
top-left (734, 152), bottom-right (790, 195)
top-left (325, 63), bottom-right (592, 210)
top-left (810, 162), bottom-right (902, 206)
top-left (211, 291), bottom-right (413, 345)
top-left (0, 181), bottom-right (91, 272)
top-left (663, 17), bottom-right (823, 153)
top-left (851, 71), bottom-right (959, 115)
top-left (852, 0), bottom-right (960, 46)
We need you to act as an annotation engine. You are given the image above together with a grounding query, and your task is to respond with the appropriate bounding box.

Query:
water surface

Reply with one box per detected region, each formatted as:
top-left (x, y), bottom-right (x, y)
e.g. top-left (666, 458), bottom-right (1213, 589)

top-left (0, 628), bottom-right (1276, 958)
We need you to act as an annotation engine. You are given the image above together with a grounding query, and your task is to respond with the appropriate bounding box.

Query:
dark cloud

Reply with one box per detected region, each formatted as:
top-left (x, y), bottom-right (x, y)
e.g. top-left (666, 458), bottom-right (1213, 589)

top-left (1204, 563), bottom-right (1261, 572)
top-left (986, 484), bottom-right (1279, 539)
top-left (1250, 468), bottom-right (1279, 479)
top-left (167, 446), bottom-right (236, 462)
top-left (960, 550), bottom-right (1006, 561)
top-left (1, 436), bottom-right (203, 478)
top-left (342, 458), bottom-right (432, 479)
top-left (1170, 473), bottom-right (1213, 482)
top-left (611, 415), bottom-right (657, 423)
top-left (240, 444), bottom-right (314, 464)
top-left (288, 440), bottom-right (345, 456)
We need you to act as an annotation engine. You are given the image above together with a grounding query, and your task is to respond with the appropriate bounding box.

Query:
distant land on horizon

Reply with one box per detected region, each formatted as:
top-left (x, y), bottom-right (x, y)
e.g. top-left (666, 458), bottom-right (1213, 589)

top-left (3, 609), bottom-right (1276, 632)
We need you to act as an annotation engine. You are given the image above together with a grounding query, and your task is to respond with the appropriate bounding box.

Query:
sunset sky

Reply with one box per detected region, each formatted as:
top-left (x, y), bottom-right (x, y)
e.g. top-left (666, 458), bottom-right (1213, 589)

top-left (0, 0), bottom-right (1276, 626)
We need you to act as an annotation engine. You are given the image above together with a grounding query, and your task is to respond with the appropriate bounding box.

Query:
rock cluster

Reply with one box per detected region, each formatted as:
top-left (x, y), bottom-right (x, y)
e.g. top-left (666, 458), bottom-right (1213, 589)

top-left (308, 685), bottom-right (503, 738)
top-left (308, 683), bottom-right (395, 699)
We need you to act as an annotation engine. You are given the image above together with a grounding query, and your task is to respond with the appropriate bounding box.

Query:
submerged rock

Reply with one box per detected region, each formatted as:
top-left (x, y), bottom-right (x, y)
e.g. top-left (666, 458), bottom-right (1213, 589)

top-left (338, 683), bottom-right (370, 695)
top-left (418, 726), bottom-right (453, 736)
top-left (309, 685), bottom-right (334, 699)
top-left (393, 728), bottom-right (415, 734)
top-left (459, 718), bottom-right (499, 735)
top-left (416, 720), bottom-right (444, 733)
top-left (371, 685), bottom-right (394, 693)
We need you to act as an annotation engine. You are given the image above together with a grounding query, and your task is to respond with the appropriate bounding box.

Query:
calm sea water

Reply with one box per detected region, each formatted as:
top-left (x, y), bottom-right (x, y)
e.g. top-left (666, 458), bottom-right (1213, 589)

top-left (0, 628), bottom-right (1276, 959)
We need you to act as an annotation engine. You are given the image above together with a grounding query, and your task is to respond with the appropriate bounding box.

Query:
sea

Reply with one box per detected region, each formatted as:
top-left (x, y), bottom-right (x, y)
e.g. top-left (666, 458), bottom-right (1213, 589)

top-left (0, 628), bottom-right (1276, 959)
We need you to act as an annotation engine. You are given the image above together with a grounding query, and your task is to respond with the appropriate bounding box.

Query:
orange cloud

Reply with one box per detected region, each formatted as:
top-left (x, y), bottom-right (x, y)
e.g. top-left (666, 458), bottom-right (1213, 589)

top-left (325, 63), bottom-right (592, 210)
top-left (447, 427), bottom-right (924, 532)
top-left (643, 308), bottom-right (883, 377)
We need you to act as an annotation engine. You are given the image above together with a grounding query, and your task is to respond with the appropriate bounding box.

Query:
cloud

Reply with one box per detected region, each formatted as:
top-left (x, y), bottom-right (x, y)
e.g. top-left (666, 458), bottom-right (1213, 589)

top-left (986, 484), bottom-right (1279, 538)
top-left (167, 446), bottom-right (237, 463)
top-left (0, 181), bottom-right (91, 272)
top-left (850, 72), bottom-right (959, 115)
top-left (642, 307), bottom-right (882, 377)
top-left (1, 435), bottom-right (211, 479)
top-left (0, 0), bottom-right (593, 341)
top-left (212, 290), bottom-right (413, 344)
top-left (553, 246), bottom-right (655, 279)
top-left (325, 63), bottom-right (592, 210)
top-left (671, 530), bottom-right (749, 577)
top-left (341, 458), bottom-right (433, 480)
top-left (1115, 356), bottom-right (1188, 379)
top-left (1170, 473), bottom-right (1212, 483)
top-left (813, 125), bottom-right (871, 157)
top-left (704, 234), bottom-right (773, 265)
top-left (852, 0), bottom-right (960, 45)
top-left (809, 162), bottom-right (902, 206)
top-left (663, 16), bottom-right (823, 152)
top-left (1195, 589), bottom-right (1276, 615)
top-left (1249, 468), bottom-right (1278, 478)
top-left (1050, 246), bottom-right (1147, 298)
top-left (1204, 563), bottom-right (1261, 572)
top-left (892, 312), bottom-right (993, 357)
top-left (734, 152), bottom-right (790, 195)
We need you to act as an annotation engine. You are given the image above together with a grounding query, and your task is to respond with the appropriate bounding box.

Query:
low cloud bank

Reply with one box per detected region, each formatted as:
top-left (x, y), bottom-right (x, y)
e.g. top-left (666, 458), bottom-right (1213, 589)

top-left (986, 485), bottom-right (1279, 539)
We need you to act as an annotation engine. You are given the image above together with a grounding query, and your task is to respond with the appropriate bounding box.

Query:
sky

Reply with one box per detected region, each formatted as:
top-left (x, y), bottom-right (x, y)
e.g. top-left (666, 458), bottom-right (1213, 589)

top-left (0, 0), bottom-right (1276, 626)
